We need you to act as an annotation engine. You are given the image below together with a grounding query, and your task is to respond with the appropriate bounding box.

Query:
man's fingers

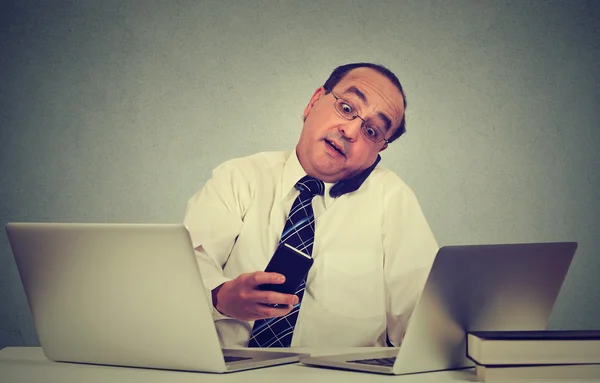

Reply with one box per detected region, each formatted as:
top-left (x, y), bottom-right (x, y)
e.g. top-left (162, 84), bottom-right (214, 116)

top-left (217, 272), bottom-right (302, 321)
top-left (255, 291), bottom-right (299, 306)
top-left (253, 303), bottom-right (294, 319)
top-left (249, 271), bottom-right (285, 286)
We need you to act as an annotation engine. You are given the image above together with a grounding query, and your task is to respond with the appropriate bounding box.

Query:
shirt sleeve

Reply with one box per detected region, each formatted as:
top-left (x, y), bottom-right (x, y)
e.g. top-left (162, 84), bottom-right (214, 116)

top-left (382, 179), bottom-right (439, 346)
top-left (183, 160), bottom-right (252, 316)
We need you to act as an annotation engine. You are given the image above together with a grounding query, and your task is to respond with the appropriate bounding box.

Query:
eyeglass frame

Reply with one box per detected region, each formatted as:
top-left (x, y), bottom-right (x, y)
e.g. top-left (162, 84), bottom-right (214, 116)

top-left (325, 87), bottom-right (390, 144)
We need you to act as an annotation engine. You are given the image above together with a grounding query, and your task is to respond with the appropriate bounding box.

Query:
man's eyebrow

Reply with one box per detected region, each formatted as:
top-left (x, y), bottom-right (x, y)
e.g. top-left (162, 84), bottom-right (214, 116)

top-left (342, 86), bottom-right (368, 105)
top-left (378, 113), bottom-right (392, 132)
top-left (342, 85), bottom-right (393, 131)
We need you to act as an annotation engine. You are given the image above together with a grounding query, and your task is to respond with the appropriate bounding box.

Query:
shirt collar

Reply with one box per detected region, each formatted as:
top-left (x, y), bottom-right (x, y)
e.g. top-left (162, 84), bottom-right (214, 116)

top-left (282, 150), bottom-right (306, 200)
top-left (281, 151), bottom-right (335, 208)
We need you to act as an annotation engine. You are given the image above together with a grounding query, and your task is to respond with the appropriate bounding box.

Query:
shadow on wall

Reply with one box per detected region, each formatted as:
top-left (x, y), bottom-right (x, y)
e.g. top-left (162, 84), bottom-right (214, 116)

top-left (0, 327), bottom-right (26, 350)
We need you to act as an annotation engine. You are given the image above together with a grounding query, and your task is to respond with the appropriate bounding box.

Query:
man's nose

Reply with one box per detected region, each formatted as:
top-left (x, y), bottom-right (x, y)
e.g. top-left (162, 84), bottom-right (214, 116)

top-left (338, 118), bottom-right (362, 141)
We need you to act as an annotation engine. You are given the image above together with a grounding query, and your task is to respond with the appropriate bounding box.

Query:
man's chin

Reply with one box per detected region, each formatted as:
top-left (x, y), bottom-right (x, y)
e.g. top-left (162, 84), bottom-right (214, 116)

top-left (304, 154), bottom-right (353, 182)
top-left (311, 166), bottom-right (352, 183)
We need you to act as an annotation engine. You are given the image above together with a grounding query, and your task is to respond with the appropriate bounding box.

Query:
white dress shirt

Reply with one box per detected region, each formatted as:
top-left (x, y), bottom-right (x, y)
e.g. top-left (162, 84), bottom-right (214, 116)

top-left (183, 150), bottom-right (438, 347)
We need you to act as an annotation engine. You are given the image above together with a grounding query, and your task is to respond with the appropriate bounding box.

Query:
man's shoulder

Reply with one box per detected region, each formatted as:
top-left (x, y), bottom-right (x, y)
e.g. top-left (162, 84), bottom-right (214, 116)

top-left (214, 150), bottom-right (290, 178)
top-left (368, 165), bottom-right (413, 193)
top-left (363, 165), bottom-right (424, 211)
top-left (218, 151), bottom-right (289, 169)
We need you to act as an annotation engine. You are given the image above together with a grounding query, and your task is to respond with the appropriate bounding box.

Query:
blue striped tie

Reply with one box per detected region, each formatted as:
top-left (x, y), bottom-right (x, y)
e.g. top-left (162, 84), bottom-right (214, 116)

top-left (248, 175), bottom-right (324, 347)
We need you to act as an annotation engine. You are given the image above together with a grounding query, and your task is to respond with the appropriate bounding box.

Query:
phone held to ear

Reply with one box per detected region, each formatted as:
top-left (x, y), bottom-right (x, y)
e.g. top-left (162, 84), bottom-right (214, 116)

top-left (258, 243), bottom-right (314, 296)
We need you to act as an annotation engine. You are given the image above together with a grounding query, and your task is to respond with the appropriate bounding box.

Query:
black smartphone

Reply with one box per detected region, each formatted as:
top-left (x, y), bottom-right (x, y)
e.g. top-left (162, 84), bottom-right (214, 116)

top-left (258, 242), bottom-right (314, 295)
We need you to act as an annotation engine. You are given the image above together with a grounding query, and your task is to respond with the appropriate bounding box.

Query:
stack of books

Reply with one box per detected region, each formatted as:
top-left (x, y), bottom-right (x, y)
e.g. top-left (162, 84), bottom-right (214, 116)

top-left (467, 330), bottom-right (600, 382)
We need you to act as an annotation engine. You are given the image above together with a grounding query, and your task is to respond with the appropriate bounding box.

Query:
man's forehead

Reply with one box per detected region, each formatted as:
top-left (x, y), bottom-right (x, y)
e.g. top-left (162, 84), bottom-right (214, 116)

top-left (338, 68), bottom-right (400, 93)
top-left (335, 68), bottom-right (405, 126)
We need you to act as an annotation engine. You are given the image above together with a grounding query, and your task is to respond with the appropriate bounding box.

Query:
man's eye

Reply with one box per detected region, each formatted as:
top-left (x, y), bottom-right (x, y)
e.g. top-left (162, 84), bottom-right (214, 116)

top-left (365, 126), bottom-right (379, 137)
top-left (340, 102), bottom-right (354, 115)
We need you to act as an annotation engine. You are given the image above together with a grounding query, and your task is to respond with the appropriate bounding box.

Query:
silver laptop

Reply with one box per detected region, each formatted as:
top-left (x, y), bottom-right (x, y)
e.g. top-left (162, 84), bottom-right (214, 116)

top-left (6, 222), bottom-right (302, 373)
top-left (301, 242), bottom-right (577, 375)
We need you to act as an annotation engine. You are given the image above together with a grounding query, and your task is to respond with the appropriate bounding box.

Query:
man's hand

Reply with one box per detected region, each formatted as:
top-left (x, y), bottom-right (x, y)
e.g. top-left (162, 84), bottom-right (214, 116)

top-left (212, 271), bottom-right (299, 321)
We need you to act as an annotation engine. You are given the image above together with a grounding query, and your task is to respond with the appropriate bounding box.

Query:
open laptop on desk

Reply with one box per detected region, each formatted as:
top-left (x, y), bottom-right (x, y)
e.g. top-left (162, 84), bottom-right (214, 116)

top-left (5, 222), bottom-right (302, 373)
top-left (301, 242), bottom-right (577, 375)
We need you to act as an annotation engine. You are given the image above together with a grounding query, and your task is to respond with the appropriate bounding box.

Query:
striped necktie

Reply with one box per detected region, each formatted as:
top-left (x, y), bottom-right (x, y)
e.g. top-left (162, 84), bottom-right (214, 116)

top-left (248, 175), bottom-right (324, 347)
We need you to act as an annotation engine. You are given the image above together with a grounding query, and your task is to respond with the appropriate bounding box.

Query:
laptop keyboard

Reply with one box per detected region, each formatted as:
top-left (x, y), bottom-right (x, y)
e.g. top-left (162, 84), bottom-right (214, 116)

top-left (348, 357), bottom-right (396, 367)
top-left (224, 355), bottom-right (252, 363)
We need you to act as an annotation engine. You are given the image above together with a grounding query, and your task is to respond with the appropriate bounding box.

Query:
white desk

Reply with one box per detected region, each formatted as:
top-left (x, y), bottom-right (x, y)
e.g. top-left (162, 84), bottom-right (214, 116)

top-left (0, 347), bottom-right (478, 383)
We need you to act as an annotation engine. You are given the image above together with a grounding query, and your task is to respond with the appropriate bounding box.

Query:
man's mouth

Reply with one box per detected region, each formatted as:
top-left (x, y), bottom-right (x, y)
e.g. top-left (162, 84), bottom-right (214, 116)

top-left (325, 139), bottom-right (345, 157)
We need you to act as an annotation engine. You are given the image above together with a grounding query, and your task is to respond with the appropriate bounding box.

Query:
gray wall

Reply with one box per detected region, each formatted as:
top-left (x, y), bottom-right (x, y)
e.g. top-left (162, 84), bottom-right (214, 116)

top-left (1, 1), bottom-right (599, 347)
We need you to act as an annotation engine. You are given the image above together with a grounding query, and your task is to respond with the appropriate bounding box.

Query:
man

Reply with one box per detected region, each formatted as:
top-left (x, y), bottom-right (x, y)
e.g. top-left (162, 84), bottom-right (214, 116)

top-left (183, 63), bottom-right (438, 348)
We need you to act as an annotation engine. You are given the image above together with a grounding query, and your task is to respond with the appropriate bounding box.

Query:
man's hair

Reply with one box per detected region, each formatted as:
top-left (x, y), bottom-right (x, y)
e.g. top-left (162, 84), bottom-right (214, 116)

top-left (323, 63), bottom-right (407, 143)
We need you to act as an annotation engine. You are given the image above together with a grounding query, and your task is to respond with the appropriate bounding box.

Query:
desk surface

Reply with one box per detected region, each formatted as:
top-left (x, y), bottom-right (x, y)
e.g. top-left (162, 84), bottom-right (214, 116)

top-left (3, 347), bottom-right (598, 383)
top-left (0, 347), bottom-right (480, 383)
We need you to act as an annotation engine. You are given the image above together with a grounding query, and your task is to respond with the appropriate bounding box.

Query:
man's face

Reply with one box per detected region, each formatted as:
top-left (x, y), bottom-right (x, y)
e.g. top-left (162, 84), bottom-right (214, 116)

top-left (296, 67), bottom-right (405, 183)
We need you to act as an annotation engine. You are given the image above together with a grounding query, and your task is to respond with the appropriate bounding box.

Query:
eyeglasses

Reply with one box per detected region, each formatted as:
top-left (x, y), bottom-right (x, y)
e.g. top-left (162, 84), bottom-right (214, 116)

top-left (328, 90), bottom-right (389, 144)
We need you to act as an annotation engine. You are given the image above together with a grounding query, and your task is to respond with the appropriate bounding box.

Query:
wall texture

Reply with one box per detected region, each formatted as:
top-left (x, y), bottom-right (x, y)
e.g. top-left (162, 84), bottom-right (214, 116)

top-left (1, 0), bottom-right (599, 347)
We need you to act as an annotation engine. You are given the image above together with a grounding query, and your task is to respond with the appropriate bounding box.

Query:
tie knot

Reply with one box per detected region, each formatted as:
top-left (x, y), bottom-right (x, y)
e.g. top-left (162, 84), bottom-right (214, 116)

top-left (296, 175), bottom-right (325, 197)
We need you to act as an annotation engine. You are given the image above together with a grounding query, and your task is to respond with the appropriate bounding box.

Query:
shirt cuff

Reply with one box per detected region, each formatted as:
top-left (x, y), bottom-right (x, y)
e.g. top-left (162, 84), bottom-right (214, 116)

top-left (205, 275), bottom-right (233, 321)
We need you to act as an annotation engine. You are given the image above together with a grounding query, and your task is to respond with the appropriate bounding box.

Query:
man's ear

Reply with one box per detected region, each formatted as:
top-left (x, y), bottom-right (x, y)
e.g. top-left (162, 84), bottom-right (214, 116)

top-left (379, 142), bottom-right (388, 152)
top-left (302, 87), bottom-right (326, 120)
